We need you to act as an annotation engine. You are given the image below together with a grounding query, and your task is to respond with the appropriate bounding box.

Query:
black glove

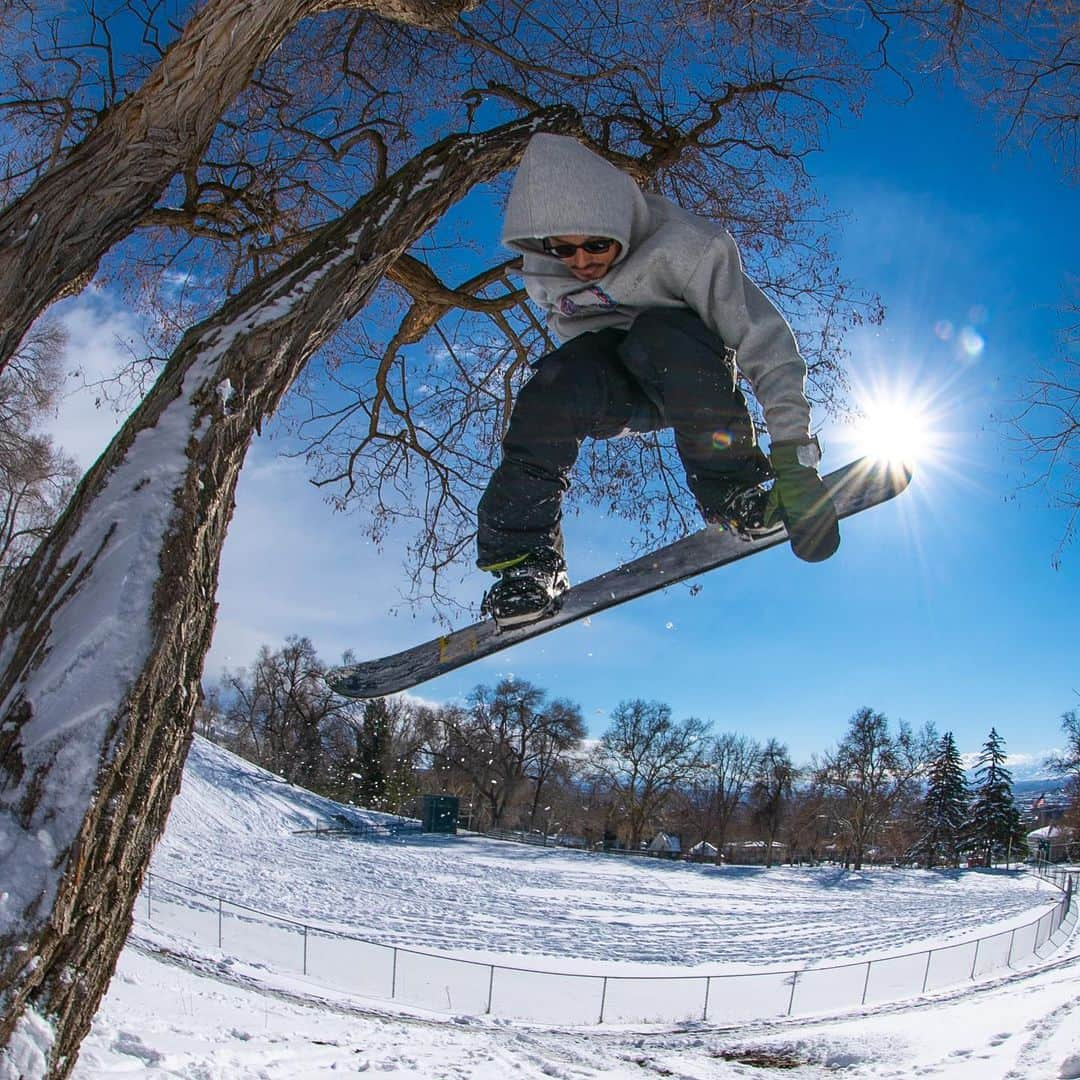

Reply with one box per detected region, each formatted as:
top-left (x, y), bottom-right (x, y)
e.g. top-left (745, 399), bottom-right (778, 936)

top-left (763, 439), bottom-right (840, 562)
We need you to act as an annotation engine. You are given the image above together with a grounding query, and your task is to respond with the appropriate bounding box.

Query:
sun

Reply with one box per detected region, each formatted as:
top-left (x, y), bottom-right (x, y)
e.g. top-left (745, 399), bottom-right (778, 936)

top-left (852, 395), bottom-right (934, 466)
top-left (842, 377), bottom-right (949, 472)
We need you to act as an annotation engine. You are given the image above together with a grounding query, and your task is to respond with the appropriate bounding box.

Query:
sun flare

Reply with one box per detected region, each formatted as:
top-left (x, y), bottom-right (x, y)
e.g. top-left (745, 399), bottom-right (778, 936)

top-left (842, 377), bottom-right (948, 473)
top-left (853, 397), bottom-right (934, 466)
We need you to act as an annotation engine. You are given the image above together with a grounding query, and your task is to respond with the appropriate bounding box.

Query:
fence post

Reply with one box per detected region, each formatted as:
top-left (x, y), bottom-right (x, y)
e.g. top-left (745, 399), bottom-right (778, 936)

top-left (787, 970), bottom-right (799, 1016)
top-left (861, 961), bottom-right (872, 1005)
top-left (921, 949), bottom-right (933, 993)
top-left (702, 976), bottom-right (711, 1022)
top-left (969, 938), bottom-right (981, 980)
top-left (146, 873), bottom-right (152, 923)
top-left (1006, 928), bottom-right (1016, 968)
top-left (218, 898), bottom-right (223, 950)
top-left (599, 977), bottom-right (608, 1024)
top-left (486, 966), bottom-right (495, 1015)
top-left (391, 948), bottom-right (398, 999)
top-left (303, 924), bottom-right (308, 976)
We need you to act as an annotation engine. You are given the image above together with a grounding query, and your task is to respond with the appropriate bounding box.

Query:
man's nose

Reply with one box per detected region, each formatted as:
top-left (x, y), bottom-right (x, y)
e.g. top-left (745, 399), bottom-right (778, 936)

top-left (569, 249), bottom-right (591, 269)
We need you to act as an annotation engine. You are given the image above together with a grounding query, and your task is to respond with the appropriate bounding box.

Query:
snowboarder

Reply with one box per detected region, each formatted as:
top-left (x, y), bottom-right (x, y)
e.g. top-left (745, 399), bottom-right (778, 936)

top-left (477, 133), bottom-right (840, 628)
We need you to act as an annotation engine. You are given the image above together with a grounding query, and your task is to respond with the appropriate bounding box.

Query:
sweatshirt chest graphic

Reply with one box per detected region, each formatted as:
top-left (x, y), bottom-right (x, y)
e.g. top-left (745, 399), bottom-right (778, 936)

top-left (557, 284), bottom-right (617, 316)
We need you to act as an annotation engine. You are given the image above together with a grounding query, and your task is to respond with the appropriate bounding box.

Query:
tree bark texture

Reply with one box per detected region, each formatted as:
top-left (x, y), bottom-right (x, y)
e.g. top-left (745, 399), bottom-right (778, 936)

top-left (0, 0), bottom-right (477, 372)
top-left (0, 105), bottom-right (579, 1078)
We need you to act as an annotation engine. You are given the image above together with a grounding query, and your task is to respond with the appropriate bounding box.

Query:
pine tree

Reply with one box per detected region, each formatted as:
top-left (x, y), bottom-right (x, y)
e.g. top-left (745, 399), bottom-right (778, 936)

top-left (967, 728), bottom-right (1027, 867)
top-left (909, 732), bottom-right (969, 868)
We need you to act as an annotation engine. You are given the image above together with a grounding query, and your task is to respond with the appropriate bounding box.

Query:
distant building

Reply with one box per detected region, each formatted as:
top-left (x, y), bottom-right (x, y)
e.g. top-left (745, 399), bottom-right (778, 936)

top-left (1027, 824), bottom-right (1075, 862)
top-left (724, 839), bottom-right (786, 865)
top-left (647, 832), bottom-right (682, 857)
top-left (687, 840), bottom-right (718, 863)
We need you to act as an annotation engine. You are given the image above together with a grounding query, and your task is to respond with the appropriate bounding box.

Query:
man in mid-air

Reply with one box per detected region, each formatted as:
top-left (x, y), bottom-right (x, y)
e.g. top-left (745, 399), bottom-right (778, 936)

top-left (477, 133), bottom-right (839, 628)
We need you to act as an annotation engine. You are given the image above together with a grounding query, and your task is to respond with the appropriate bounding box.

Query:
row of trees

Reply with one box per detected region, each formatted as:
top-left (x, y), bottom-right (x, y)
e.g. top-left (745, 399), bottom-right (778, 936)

top-left (206, 638), bottom-right (1078, 870)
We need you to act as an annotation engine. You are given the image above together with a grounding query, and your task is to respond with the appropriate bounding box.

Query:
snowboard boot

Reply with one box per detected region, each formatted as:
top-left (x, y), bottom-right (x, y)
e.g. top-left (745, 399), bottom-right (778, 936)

top-left (700, 483), bottom-right (778, 540)
top-left (480, 548), bottom-right (570, 629)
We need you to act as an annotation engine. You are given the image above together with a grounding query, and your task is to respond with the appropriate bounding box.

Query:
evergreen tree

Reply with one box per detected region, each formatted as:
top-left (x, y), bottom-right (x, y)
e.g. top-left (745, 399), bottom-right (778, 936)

top-left (909, 732), bottom-right (969, 868)
top-left (967, 728), bottom-right (1027, 867)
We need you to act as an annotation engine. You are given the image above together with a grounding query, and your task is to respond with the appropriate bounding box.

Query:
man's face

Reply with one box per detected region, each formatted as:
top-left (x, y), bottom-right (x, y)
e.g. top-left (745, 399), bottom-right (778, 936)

top-left (544, 235), bottom-right (622, 282)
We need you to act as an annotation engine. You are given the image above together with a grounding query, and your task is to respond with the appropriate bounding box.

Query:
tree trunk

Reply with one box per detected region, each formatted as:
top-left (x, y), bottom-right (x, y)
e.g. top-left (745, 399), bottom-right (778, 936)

top-left (0, 105), bottom-right (578, 1078)
top-left (0, 0), bottom-right (475, 373)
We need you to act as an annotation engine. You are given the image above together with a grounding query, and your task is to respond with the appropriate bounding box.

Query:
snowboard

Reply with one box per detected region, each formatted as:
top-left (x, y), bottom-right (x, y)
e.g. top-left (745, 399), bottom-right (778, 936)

top-left (327, 457), bottom-right (911, 699)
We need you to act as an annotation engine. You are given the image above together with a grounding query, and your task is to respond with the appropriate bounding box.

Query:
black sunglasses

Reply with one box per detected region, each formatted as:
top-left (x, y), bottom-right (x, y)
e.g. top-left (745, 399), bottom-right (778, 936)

top-left (541, 237), bottom-right (616, 259)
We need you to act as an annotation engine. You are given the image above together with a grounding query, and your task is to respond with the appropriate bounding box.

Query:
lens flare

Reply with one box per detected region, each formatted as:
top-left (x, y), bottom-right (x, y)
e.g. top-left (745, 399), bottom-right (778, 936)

top-left (958, 326), bottom-right (985, 360)
top-left (712, 430), bottom-right (733, 450)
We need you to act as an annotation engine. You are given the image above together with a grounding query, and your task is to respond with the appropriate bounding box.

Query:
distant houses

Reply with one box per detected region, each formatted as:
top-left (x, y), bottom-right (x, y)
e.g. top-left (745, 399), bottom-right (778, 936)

top-left (1027, 823), bottom-right (1076, 863)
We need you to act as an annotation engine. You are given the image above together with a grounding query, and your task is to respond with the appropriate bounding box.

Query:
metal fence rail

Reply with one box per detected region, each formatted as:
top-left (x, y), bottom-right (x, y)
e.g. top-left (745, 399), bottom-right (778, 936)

top-left (292, 818), bottom-right (423, 840)
top-left (137, 864), bottom-right (1078, 1026)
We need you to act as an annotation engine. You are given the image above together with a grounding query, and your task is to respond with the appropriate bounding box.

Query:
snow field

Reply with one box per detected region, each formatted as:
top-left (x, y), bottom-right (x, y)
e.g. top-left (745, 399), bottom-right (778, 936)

top-left (66, 736), bottom-right (1080, 1077)
top-left (132, 738), bottom-right (1075, 1026)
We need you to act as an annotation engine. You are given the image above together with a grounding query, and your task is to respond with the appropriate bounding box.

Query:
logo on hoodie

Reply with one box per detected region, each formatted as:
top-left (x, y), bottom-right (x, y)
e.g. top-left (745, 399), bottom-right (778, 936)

top-left (558, 285), bottom-right (617, 316)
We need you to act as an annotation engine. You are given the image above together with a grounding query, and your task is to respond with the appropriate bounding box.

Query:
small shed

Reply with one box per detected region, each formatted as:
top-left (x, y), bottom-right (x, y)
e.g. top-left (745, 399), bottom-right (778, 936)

top-left (688, 840), bottom-right (718, 862)
top-left (419, 794), bottom-right (459, 834)
top-left (647, 832), bottom-right (681, 857)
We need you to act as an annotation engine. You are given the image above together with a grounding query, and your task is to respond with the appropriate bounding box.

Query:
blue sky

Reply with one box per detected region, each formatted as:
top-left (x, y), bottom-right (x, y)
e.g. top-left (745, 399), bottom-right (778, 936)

top-left (50, 67), bottom-right (1077, 773)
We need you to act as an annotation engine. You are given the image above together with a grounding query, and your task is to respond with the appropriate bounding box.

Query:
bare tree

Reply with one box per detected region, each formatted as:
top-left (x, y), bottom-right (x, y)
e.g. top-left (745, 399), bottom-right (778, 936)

top-left (591, 699), bottom-right (708, 849)
top-left (1012, 350), bottom-right (1080, 566)
top-left (1047, 708), bottom-right (1080, 850)
top-left (815, 706), bottom-right (935, 870)
top-left (749, 738), bottom-right (796, 868)
top-left (426, 678), bottom-right (584, 829)
top-left (0, 0), bottom-right (479, 374)
top-left (0, 320), bottom-right (79, 599)
top-left (1, 1), bottom-right (894, 610)
top-left (216, 636), bottom-right (345, 787)
top-left (0, 106), bottom-right (575, 1076)
top-left (697, 731), bottom-right (762, 860)
top-left (1045, 708), bottom-right (1080, 796)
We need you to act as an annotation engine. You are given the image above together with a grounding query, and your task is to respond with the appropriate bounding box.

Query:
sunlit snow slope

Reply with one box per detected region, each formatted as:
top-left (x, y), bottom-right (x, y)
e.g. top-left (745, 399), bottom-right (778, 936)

top-left (150, 738), bottom-right (1058, 972)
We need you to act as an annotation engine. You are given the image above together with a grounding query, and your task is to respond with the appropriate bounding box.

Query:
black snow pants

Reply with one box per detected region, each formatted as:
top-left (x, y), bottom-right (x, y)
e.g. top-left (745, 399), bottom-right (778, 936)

top-left (476, 307), bottom-right (772, 569)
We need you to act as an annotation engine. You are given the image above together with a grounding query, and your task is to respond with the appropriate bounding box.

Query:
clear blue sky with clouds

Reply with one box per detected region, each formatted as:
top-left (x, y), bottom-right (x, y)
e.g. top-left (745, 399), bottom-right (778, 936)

top-left (50, 67), bottom-right (1077, 773)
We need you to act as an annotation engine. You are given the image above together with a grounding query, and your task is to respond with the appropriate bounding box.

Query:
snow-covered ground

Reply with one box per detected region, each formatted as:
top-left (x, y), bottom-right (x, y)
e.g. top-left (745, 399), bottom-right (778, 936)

top-left (73, 737), bottom-right (1080, 1077)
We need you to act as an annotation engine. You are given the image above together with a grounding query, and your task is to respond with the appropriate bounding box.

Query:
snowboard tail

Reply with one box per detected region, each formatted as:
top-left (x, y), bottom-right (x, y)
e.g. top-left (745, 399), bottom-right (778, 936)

top-left (327, 457), bottom-right (911, 699)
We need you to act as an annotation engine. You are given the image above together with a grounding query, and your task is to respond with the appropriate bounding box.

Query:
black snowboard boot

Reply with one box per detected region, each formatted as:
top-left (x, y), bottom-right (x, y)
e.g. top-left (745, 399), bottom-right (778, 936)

top-left (480, 549), bottom-right (570, 629)
top-left (700, 483), bottom-right (777, 539)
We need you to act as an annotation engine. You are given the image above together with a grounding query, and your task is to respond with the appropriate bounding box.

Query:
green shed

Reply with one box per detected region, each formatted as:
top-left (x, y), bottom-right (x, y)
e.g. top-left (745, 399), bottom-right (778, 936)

top-left (420, 794), bottom-right (459, 834)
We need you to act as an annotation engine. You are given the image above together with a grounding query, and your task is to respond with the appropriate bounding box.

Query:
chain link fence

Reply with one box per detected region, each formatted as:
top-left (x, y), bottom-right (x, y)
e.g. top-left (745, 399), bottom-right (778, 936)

top-left (136, 864), bottom-right (1077, 1025)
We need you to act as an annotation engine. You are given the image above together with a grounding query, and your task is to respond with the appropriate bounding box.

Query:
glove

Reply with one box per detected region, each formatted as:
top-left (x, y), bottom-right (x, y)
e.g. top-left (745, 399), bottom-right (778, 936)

top-left (764, 438), bottom-right (840, 562)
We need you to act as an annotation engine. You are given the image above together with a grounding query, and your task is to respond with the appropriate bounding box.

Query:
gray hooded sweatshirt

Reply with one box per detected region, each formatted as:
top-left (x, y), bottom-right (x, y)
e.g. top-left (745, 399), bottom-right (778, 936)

top-left (501, 133), bottom-right (811, 443)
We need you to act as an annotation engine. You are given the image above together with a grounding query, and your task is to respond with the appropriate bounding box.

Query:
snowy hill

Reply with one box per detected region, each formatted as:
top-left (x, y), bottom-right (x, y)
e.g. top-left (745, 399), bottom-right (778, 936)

top-left (68, 735), bottom-right (1080, 1078)
top-left (151, 737), bottom-right (1056, 972)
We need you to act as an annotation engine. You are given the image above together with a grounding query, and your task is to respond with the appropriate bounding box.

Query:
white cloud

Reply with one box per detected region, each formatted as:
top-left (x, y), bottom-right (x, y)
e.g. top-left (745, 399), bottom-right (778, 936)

top-left (47, 294), bottom-right (150, 470)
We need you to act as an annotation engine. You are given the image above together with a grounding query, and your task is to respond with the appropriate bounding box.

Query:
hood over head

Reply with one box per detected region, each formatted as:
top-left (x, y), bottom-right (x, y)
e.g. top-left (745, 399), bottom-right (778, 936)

top-left (502, 134), bottom-right (650, 264)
